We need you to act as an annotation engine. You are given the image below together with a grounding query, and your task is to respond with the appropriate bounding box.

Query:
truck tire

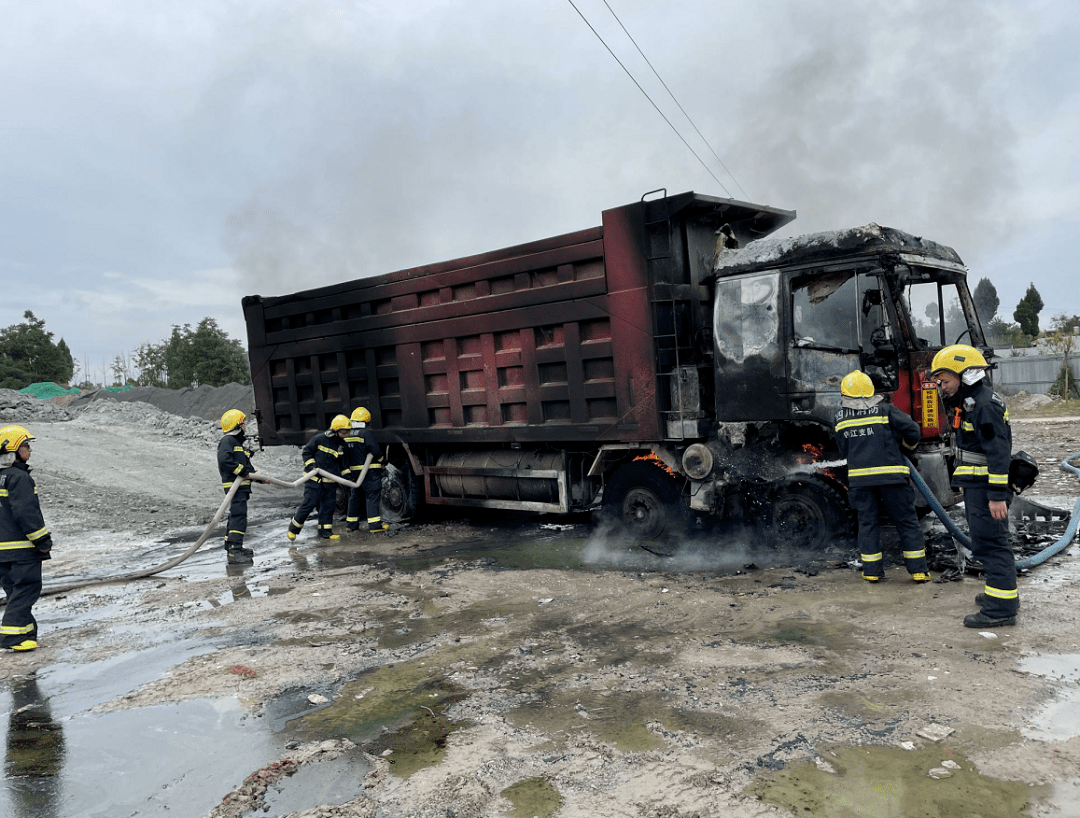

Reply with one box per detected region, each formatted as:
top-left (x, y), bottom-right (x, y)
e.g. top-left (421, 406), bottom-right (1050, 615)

top-left (761, 476), bottom-right (852, 551)
top-left (601, 462), bottom-right (687, 540)
top-left (382, 463), bottom-right (421, 523)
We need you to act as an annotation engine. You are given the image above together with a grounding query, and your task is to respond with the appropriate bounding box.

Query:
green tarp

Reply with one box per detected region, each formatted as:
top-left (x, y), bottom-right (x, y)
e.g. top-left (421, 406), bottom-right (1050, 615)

top-left (18, 382), bottom-right (81, 398)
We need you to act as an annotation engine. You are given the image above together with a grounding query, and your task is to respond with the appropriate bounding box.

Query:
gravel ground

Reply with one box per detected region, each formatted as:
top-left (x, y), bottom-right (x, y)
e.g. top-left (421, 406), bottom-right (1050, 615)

top-left (2, 387), bottom-right (1080, 818)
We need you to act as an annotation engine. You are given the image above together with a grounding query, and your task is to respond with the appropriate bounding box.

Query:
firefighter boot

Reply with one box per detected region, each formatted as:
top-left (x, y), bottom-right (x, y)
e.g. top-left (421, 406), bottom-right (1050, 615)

top-left (3, 639), bottom-right (38, 652)
top-left (226, 547), bottom-right (254, 565)
top-left (963, 611), bottom-right (1016, 628)
top-left (287, 519), bottom-right (303, 541)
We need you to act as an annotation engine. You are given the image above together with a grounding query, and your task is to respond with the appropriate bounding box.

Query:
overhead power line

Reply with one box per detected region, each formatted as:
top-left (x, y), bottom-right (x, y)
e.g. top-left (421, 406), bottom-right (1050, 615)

top-left (565, 0), bottom-right (734, 198)
top-left (599, 0), bottom-right (749, 200)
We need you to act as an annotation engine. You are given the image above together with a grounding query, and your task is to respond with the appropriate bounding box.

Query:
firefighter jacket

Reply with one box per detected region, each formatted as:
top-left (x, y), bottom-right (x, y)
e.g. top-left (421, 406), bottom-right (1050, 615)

top-left (343, 428), bottom-right (383, 477)
top-left (944, 379), bottom-right (1012, 502)
top-left (218, 431), bottom-right (256, 490)
top-left (0, 461), bottom-right (52, 563)
top-left (302, 431), bottom-right (345, 482)
top-left (834, 396), bottom-right (920, 488)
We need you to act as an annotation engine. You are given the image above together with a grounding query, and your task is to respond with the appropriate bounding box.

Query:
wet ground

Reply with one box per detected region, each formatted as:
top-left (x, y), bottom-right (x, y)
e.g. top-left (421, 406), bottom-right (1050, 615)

top-left (6, 502), bottom-right (1080, 818)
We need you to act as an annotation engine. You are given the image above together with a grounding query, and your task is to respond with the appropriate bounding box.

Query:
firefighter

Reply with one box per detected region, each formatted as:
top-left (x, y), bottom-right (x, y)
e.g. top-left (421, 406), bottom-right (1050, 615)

top-left (343, 406), bottom-right (387, 533)
top-left (217, 409), bottom-right (267, 565)
top-left (834, 370), bottom-right (930, 584)
top-left (287, 415), bottom-right (350, 542)
top-left (0, 425), bottom-right (53, 651)
top-left (932, 344), bottom-right (1017, 628)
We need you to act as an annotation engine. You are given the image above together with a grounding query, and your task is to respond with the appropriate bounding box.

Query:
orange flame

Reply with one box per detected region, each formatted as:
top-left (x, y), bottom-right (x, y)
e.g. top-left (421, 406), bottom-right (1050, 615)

top-left (634, 450), bottom-right (677, 477)
top-left (797, 443), bottom-right (838, 479)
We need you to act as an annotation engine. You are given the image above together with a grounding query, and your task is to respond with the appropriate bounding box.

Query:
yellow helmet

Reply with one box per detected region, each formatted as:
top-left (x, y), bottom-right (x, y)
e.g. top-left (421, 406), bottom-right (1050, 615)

top-left (350, 406), bottom-right (371, 424)
top-left (221, 409), bottom-right (246, 434)
top-left (840, 370), bottom-right (874, 398)
top-left (0, 425), bottom-right (34, 455)
top-left (330, 414), bottom-right (350, 431)
top-left (931, 344), bottom-right (988, 376)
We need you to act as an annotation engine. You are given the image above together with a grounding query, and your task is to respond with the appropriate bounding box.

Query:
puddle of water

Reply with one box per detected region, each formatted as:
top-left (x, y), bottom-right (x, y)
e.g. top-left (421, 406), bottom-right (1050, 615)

top-left (746, 743), bottom-right (1044, 817)
top-left (261, 752), bottom-right (370, 814)
top-left (0, 694), bottom-right (277, 818)
top-left (501, 777), bottom-right (562, 818)
top-left (1019, 653), bottom-right (1080, 741)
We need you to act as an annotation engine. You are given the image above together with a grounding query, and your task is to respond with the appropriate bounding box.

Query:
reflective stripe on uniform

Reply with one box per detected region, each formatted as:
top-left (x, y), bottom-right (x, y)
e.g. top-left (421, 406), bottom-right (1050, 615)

top-left (988, 472), bottom-right (1008, 486)
top-left (984, 584), bottom-right (1018, 600)
top-left (0, 541), bottom-right (34, 551)
top-left (848, 465), bottom-right (910, 478)
top-left (903, 549), bottom-right (926, 560)
top-left (861, 551), bottom-right (883, 563)
top-left (835, 416), bottom-right (890, 432)
top-left (0, 624), bottom-right (34, 635)
top-left (317, 446), bottom-right (342, 458)
top-left (953, 465), bottom-right (988, 479)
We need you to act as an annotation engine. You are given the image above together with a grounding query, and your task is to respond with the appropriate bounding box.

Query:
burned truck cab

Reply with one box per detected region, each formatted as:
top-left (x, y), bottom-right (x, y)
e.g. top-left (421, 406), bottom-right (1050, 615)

top-left (710, 224), bottom-right (984, 511)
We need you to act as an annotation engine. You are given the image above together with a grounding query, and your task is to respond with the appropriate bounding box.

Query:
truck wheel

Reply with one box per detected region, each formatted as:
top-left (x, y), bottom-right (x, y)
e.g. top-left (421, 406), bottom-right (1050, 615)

top-left (762, 476), bottom-right (851, 550)
top-left (602, 462), bottom-right (687, 540)
top-left (382, 463), bottom-right (421, 523)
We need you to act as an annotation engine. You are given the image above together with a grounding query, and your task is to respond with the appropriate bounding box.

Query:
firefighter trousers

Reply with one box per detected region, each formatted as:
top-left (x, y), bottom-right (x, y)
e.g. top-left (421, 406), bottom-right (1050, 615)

top-left (347, 469), bottom-right (383, 531)
top-left (963, 485), bottom-right (1018, 617)
top-left (848, 483), bottom-right (928, 578)
top-left (224, 484), bottom-right (251, 548)
top-left (1, 560), bottom-right (42, 647)
top-left (290, 480), bottom-right (338, 538)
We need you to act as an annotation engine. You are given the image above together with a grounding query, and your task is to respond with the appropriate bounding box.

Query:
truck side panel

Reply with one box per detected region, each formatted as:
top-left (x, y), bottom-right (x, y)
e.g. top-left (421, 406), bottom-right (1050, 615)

top-left (244, 223), bottom-right (661, 447)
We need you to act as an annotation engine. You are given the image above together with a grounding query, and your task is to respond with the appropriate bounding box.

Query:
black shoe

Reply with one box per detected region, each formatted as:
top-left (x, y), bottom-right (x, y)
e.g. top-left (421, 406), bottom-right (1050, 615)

top-left (963, 611), bottom-right (1016, 628)
top-left (975, 593), bottom-right (1020, 609)
top-left (345, 525), bottom-right (360, 532)
top-left (227, 549), bottom-right (254, 565)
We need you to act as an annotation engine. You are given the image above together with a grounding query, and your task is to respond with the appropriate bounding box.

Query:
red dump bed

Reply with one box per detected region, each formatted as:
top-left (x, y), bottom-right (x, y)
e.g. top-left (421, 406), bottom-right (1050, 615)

top-left (243, 193), bottom-right (794, 447)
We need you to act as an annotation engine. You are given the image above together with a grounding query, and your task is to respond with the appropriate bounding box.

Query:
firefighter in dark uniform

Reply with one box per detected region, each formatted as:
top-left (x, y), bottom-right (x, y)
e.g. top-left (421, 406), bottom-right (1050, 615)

top-left (0, 425), bottom-right (53, 651)
top-left (834, 371), bottom-right (930, 583)
top-left (287, 415), bottom-right (350, 542)
top-left (931, 344), bottom-right (1018, 628)
top-left (217, 409), bottom-right (266, 565)
top-left (344, 406), bottom-right (387, 533)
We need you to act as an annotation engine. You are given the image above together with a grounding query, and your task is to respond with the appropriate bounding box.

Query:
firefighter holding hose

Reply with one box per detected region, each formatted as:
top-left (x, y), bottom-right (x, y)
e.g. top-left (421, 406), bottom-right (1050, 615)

top-left (287, 415), bottom-right (350, 542)
top-left (931, 344), bottom-right (1018, 628)
top-left (343, 407), bottom-right (387, 534)
top-left (217, 410), bottom-right (268, 565)
top-left (834, 371), bottom-right (930, 584)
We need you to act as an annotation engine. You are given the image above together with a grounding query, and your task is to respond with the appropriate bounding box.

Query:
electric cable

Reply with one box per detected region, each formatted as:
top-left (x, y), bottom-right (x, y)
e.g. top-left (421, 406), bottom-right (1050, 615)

top-left (565, 0), bottom-right (733, 196)
top-left (598, 0), bottom-right (748, 200)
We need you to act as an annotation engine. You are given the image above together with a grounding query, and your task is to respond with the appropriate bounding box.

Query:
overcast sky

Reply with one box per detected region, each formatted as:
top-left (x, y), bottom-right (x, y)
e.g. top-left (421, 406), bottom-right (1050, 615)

top-left (2, 0), bottom-right (1077, 384)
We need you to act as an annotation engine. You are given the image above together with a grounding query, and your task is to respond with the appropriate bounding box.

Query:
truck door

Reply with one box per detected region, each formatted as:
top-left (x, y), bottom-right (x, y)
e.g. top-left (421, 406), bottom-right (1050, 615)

top-left (713, 271), bottom-right (787, 421)
top-left (786, 270), bottom-right (884, 426)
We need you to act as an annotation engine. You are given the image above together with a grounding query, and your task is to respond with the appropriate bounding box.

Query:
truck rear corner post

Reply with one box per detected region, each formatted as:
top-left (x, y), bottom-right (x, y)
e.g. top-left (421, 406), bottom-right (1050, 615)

top-left (242, 190), bottom-right (985, 550)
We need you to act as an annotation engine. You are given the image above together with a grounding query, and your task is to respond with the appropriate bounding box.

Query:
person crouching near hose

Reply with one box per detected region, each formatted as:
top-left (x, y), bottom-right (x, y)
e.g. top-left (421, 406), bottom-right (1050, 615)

top-left (287, 415), bottom-right (349, 543)
top-left (834, 370), bottom-right (930, 584)
top-left (218, 410), bottom-right (268, 566)
top-left (0, 425), bottom-right (54, 652)
top-left (931, 344), bottom-right (1018, 628)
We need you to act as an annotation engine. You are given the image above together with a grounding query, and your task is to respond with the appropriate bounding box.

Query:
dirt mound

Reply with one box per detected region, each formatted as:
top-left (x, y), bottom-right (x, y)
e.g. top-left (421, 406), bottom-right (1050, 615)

top-left (68, 383), bottom-right (255, 421)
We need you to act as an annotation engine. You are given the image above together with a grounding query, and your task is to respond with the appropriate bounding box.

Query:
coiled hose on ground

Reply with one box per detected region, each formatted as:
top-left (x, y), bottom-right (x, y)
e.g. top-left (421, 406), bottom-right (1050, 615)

top-left (906, 453), bottom-right (1080, 569)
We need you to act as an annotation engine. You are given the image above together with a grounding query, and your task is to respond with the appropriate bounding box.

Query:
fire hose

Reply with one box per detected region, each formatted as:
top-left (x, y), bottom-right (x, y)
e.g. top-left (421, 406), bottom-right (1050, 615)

top-left (23, 455), bottom-right (375, 600)
top-left (906, 453), bottom-right (1080, 570)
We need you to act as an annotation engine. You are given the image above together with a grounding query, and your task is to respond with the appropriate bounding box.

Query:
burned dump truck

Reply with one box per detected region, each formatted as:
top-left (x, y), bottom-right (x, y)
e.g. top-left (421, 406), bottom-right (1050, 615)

top-left (242, 190), bottom-right (987, 547)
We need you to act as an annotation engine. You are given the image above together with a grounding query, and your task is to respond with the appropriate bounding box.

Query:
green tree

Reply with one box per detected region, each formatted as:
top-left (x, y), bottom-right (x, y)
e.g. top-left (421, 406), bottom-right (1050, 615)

top-left (141, 317), bottom-right (250, 388)
top-left (0, 311), bottom-right (76, 389)
top-left (1043, 314), bottom-right (1080, 399)
top-left (985, 317), bottom-right (1027, 347)
top-left (133, 342), bottom-right (168, 387)
top-left (973, 278), bottom-right (1000, 325)
top-left (1013, 283), bottom-right (1044, 338)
